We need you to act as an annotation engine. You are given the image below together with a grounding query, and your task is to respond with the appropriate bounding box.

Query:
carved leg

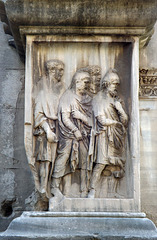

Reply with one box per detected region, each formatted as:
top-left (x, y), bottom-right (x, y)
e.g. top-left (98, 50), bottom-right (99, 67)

top-left (80, 169), bottom-right (88, 198)
top-left (44, 161), bottom-right (50, 196)
top-left (62, 174), bottom-right (72, 197)
top-left (51, 140), bottom-right (72, 197)
top-left (88, 163), bottom-right (105, 198)
top-left (51, 177), bottom-right (63, 198)
top-left (79, 140), bottom-right (88, 198)
top-left (29, 163), bottom-right (40, 192)
top-left (40, 162), bottom-right (46, 194)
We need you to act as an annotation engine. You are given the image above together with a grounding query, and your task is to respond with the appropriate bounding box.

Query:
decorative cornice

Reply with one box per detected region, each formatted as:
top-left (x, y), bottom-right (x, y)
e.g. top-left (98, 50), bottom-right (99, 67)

top-left (139, 69), bottom-right (157, 98)
top-left (0, 0), bottom-right (157, 58)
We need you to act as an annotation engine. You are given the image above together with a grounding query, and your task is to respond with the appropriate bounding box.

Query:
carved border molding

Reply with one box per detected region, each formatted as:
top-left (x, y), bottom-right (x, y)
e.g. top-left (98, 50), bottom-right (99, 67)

top-left (1, 0), bottom-right (157, 58)
top-left (139, 68), bottom-right (157, 98)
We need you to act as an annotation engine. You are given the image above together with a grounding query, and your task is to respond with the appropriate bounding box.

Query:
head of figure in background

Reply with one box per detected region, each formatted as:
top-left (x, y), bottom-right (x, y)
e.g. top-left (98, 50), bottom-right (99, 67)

top-left (78, 65), bottom-right (101, 95)
top-left (45, 59), bottom-right (64, 83)
top-left (87, 65), bottom-right (101, 95)
top-left (101, 68), bottom-right (120, 97)
top-left (70, 70), bottom-right (90, 96)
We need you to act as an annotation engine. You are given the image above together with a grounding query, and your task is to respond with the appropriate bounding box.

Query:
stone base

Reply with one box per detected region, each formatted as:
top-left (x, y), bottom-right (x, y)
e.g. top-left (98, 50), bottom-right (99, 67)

top-left (0, 212), bottom-right (157, 240)
top-left (49, 197), bottom-right (141, 212)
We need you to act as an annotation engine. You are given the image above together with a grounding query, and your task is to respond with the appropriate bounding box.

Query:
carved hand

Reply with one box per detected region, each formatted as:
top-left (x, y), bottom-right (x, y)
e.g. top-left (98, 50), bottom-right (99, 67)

top-left (41, 121), bottom-right (58, 142)
top-left (81, 129), bottom-right (87, 137)
top-left (72, 110), bottom-right (89, 125)
top-left (114, 101), bottom-right (123, 111)
top-left (98, 116), bottom-right (116, 126)
top-left (112, 120), bottom-right (123, 127)
top-left (71, 110), bottom-right (81, 120)
top-left (74, 129), bottom-right (82, 141)
top-left (112, 102), bottom-right (128, 126)
top-left (47, 129), bottom-right (58, 143)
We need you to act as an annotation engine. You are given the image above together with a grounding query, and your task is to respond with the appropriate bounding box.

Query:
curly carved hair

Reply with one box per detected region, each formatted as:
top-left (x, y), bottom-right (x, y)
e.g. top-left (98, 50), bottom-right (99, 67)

top-left (101, 68), bottom-right (120, 89)
top-left (45, 59), bottom-right (64, 73)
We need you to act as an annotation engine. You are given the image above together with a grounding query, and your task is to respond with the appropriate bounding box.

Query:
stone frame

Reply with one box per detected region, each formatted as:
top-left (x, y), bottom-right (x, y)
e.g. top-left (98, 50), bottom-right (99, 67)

top-left (24, 31), bottom-right (140, 212)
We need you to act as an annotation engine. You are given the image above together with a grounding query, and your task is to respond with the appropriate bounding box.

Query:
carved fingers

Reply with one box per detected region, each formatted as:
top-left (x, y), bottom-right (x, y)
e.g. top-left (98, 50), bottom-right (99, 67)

top-left (112, 120), bottom-right (123, 127)
top-left (41, 121), bottom-right (58, 142)
top-left (110, 101), bottom-right (122, 111)
top-left (72, 110), bottom-right (88, 125)
top-left (74, 129), bottom-right (82, 141)
top-left (47, 130), bottom-right (58, 143)
top-left (71, 110), bottom-right (81, 120)
top-left (81, 129), bottom-right (87, 137)
top-left (114, 101), bottom-right (123, 111)
top-left (97, 115), bottom-right (106, 125)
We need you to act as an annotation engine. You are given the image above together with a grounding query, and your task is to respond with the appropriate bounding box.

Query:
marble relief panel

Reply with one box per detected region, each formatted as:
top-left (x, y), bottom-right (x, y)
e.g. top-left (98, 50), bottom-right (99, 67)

top-left (25, 39), bottom-right (132, 210)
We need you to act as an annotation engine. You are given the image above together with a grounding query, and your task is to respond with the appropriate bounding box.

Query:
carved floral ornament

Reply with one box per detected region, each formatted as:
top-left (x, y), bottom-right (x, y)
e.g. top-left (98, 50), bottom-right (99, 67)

top-left (139, 69), bottom-right (157, 98)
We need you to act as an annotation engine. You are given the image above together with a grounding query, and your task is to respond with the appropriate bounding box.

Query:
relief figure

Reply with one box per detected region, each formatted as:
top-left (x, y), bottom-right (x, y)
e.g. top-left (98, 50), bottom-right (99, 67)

top-left (77, 65), bottom-right (102, 194)
top-left (79, 65), bottom-right (101, 97)
top-left (32, 59), bottom-right (65, 199)
top-left (88, 69), bottom-right (128, 198)
top-left (51, 69), bottom-right (92, 198)
top-left (87, 65), bottom-right (101, 96)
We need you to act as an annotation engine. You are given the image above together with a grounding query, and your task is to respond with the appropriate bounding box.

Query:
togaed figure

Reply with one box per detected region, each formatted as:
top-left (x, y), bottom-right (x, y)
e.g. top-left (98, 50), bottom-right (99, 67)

top-left (51, 69), bottom-right (92, 198)
top-left (88, 69), bottom-right (128, 198)
top-left (32, 59), bottom-right (65, 201)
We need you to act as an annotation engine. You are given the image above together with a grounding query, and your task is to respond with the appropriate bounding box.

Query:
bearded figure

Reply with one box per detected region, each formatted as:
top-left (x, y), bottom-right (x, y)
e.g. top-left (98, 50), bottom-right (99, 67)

top-left (32, 59), bottom-right (65, 201)
top-left (51, 69), bottom-right (92, 198)
top-left (88, 69), bottom-right (128, 198)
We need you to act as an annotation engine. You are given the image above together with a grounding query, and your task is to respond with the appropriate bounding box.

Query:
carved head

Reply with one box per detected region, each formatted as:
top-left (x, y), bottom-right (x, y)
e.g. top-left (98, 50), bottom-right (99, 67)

top-left (77, 65), bottom-right (101, 94)
top-left (45, 59), bottom-right (64, 82)
top-left (86, 65), bottom-right (101, 94)
top-left (70, 70), bottom-right (90, 95)
top-left (101, 68), bottom-right (120, 95)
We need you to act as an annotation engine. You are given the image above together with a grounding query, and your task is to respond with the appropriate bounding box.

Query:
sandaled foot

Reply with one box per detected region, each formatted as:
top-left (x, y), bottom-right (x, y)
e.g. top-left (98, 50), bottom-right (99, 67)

top-left (88, 189), bottom-right (95, 198)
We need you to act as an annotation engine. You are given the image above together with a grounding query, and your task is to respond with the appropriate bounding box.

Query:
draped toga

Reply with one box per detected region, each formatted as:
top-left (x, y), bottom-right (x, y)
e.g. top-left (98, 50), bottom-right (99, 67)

top-left (53, 89), bottom-right (92, 178)
top-left (92, 90), bottom-right (127, 167)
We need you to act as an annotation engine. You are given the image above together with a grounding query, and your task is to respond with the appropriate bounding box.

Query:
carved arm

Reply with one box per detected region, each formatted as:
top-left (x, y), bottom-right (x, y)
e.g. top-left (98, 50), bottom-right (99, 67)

top-left (71, 110), bottom-right (91, 126)
top-left (97, 115), bottom-right (121, 127)
top-left (62, 112), bottom-right (82, 140)
top-left (34, 102), bottom-right (58, 143)
top-left (114, 101), bottom-right (128, 126)
top-left (41, 121), bottom-right (58, 143)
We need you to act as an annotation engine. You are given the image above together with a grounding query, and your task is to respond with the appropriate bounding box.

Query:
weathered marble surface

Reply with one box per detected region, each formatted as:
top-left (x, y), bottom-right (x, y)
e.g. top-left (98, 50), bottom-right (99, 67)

top-left (139, 22), bottom-right (157, 227)
top-left (1, 212), bottom-right (157, 240)
top-left (0, 22), bottom-right (33, 231)
top-left (23, 34), bottom-right (140, 212)
top-left (1, 0), bottom-right (157, 57)
top-left (140, 22), bottom-right (157, 69)
top-left (140, 100), bottom-right (157, 227)
top-left (0, 0), bottom-right (157, 233)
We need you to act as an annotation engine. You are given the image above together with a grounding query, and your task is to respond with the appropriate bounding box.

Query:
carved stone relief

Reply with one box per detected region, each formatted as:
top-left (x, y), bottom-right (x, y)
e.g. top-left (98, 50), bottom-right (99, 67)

top-left (22, 34), bottom-right (137, 212)
top-left (28, 56), bottom-right (128, 209)
top-left (30, 60), bottom-right (65, 209)
top-left (139, 69), bottom-right (157, 97)
top-left (88, 69), bottom-right (128, 198)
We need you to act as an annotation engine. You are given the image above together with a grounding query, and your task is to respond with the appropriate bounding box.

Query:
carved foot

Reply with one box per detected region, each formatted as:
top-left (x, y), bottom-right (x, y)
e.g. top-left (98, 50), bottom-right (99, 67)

top-left (88, 189), bottom-right (95, 198)
top-left (51, 188), bottom-right (64, 199)
top-left (39, 190), bottom-right (49, 202)
top-left (80, 191), bottom-right (88, 198)
top-left (49, 188), bottom-right (65, 211)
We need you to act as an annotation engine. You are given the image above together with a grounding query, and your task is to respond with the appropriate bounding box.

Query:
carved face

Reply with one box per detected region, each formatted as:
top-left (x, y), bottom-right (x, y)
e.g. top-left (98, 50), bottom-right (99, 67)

top-left (48, 64), bottom-right (64, 82)
top-left (109, 82), bottom-right (119, 93)
top-left (75, 72), bottom-right (90, 95)
top-left (108, 74), bottom-right (120, 95)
